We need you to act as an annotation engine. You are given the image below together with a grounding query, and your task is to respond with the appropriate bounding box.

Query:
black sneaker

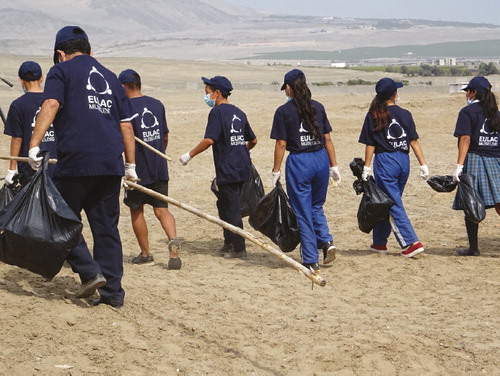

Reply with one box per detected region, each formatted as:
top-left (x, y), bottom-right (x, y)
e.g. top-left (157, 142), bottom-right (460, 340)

top-left (131, 253), bottom-right (154, 264)
top-left (217, 243), bottom-right (234, 255)
top-left (302, 262), bottom-right (320, 272)
top-left (456, 248), bottom-right (480, 256)
top-left (74, 274), bottom-right (106, 299)
top-left (92, 298), bottom-right (123, 308)
top-left (167, 239), bottom-right (182, 270)
top-left (321, 241), bottom-right (337, 264)
top-left (224, 250), bottom-right (248, 260)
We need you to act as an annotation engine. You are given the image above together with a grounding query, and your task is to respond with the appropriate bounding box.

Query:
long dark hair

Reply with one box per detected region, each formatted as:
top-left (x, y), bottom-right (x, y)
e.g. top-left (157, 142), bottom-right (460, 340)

top-left (369, 94), bottom-right (392, 131)
top-left (289, 74), bottom-right (321, 140)
top-left (476, 89), bottom-right (500, 132)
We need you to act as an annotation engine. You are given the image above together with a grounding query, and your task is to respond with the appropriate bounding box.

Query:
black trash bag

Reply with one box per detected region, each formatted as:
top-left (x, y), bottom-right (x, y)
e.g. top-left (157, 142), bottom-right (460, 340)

top-left (249, 181), bottom-right (300, 252)
top-left (240, 164), bottom-right (265, 217)
top-left (455, 174), bottom-right (486, 224)
top-left (427, 175), bottom-right (458, 193)
top-left (0, 152), bottom-right (83, 280)
top-left (350, 157), bottom-right (366, 195)
top-left (357, 177), bottom-right (395, 233)
top-left (0, 181), bottom-right (21, 210)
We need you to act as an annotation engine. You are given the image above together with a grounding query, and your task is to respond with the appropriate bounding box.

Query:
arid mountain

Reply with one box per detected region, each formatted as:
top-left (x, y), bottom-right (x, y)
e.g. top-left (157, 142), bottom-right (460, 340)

top-left (0, 0), bottom-right (498, 61)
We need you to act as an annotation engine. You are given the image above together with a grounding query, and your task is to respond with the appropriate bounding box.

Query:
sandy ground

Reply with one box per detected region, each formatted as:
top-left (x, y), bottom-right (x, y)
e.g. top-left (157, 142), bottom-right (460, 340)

top-left (0, 55), bottom-right (499, 375)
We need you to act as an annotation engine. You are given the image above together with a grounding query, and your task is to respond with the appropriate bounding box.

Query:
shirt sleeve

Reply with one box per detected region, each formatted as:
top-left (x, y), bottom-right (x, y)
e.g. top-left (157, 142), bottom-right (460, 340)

top-left (204, 109), bottom-right (222, 141)
top-left (270, 107), bottom-right (287, 140)
top-left (358, 113), bottom-right (376, 146)
top-left (4, 103), bottom-right (23, 137)
top-left (321, 106), bottom-right (333, 134)
top-left (244, 120), bottom-right (256, 141)
top-left (453, 108), bottom-right (472, 137)
top-left (43, 65), bottom-right (66, 106)
top-left (406, 112), bottom-right (419, 141)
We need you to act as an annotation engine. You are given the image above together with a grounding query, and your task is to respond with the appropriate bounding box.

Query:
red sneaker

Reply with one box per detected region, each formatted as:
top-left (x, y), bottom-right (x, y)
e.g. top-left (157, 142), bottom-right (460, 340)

top-left (370, 244), bottom-right (388, 254)
top-left (401, 241), bottom-right (424, 258)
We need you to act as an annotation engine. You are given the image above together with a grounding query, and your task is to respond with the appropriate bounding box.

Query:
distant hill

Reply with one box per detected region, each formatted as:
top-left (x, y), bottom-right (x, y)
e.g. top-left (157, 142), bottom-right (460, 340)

top-left (0, 0), bottom-right (498, 61)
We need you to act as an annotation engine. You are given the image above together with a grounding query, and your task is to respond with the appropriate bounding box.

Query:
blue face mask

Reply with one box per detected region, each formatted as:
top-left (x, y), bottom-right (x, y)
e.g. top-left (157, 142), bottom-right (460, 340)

top-left (467, 99), bottom-right (475, 105)
top-left (204, 93), bottom-right (215, 108)
top-left (286, 96), bottom-right (292, 102)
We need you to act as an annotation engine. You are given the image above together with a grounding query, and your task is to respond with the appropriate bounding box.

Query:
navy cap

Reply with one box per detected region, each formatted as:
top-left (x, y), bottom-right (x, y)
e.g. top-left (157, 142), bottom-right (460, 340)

top-left (119, 69), bottom-right (141, 84)
top-left (54, 26), bottom-right (88, 49)
top-left (201, 76), bottom-right (233, 95)
top-left (462, 76), bottom-right (491, 93)
top-left (281, 69), bottom-right (304, 90)
top-left (18, 61), bottom-right (42, 81)
top-left (375, 77), bottom-right (403, 99)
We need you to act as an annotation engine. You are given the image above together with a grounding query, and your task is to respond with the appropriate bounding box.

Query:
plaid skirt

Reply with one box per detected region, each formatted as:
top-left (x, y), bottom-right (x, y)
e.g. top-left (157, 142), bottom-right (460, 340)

top-left (453, 153), bottom-right (500, 210)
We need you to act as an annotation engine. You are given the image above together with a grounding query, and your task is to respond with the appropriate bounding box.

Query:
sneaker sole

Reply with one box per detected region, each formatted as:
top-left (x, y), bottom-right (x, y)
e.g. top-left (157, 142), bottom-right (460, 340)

top-left (370, 247), bottom-right (388, 254)
top-left (167, 257), bottom-right (182, 270)
top-left (401, 247), bottom-right (424, 258)
top-left (323, 247), bottom-right (337, 264)
top-left (74, 278), bottom-right (106, 299)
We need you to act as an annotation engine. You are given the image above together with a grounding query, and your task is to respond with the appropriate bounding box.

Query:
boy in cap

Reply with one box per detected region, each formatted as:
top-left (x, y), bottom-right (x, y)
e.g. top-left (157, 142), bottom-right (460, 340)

top-left (119, 68), bottom-right (182, 269)
top-left (4, 61), bottom-right (57, 186)
top-left (180, 76), bottom-right (257, 259)
top-left (29, 26), bottom-right (138, 307)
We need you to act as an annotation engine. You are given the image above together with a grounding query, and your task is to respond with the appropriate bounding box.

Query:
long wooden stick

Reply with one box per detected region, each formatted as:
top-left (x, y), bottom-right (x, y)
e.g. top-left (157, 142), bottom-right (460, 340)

top-left (124, 181), bottom-right (326, 287)
top-left (134, 136), bottom-right (172, 162)
top-left (0, 156), bottom-right (58, 164)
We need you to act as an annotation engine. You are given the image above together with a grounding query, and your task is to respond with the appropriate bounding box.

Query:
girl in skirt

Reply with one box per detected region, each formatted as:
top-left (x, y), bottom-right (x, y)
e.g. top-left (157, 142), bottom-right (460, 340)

top-left (452, 76), bottom-right (500, 256)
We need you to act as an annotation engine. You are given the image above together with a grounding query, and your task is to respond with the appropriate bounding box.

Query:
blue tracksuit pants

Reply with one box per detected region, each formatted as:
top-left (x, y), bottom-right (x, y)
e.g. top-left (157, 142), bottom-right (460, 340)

top-left (54, 175), bottom-right (125, 306)
top-left (373, 151), bottom-right (418, 248)
top-left (286, 148), bottom-right (333, 264)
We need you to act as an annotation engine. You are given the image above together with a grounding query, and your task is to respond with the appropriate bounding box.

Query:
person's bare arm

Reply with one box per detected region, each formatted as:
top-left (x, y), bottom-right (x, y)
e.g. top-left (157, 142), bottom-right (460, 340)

top-left (9, 137), bottom-right (22, 170)
top-left (273, 139), bottom-right (287, 172)
top-left (120, 121), bottom-right (136, 164)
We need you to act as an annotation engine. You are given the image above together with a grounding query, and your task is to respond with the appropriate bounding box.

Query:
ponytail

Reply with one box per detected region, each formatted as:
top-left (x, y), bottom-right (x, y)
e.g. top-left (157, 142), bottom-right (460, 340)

top-left (369, 94), bottom-right (391, 131)
top-left (477, 89), bottom-right (500, 132)
top-left (289, 74), bottom-right (322, 140)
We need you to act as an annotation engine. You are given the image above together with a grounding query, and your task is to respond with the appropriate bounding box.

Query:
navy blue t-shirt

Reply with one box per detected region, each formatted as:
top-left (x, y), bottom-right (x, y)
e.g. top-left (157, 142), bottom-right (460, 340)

top-left (4, 92), bottom-right (57, 177)
top-left (270, 100), bottom-right (332, 153)
top-left (43, 55), bottom-right (137, 177)
top-left (204, 103), bottom-right (256, 184)
top-left (359, 105), bottom-right (419, 153)
top-left (129, 96), bottom-right (169, 185)
top-left (454, 102), bottom-right (500, 158)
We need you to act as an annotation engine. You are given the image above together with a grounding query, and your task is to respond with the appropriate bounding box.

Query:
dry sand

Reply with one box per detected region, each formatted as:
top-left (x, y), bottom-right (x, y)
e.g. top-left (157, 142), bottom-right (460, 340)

top-left (0, 55), bottom-right (499, 375)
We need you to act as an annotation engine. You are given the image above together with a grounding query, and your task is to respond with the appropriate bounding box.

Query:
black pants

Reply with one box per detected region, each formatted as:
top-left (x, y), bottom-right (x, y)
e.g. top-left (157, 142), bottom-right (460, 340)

top-left (54, 175), bottom-right (124, 305)
top-left (215, 181), bottom-right (245, 252)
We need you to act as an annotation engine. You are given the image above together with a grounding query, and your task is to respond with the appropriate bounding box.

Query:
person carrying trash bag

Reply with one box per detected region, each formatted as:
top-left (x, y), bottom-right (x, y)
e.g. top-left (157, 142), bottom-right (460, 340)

top-left (28, 26), bottom-right (138, 307)
top-left (4, 61), bottom-right (57, 186)
top-left (179, 75), bottom-right (258, 260)
top-left (358, 78), bottom-right (428, 258)
top-left (451, 76), bottom-right (500, 257)
top-left (270, 69), bottom-right (341, 272)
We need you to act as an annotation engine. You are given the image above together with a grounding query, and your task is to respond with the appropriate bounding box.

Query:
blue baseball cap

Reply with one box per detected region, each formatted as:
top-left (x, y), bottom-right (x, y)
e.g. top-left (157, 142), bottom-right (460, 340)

top-left (281, 69), bottom-right (304, 90)
top-left (18, 61), bottom-right (42, 81)
top-left (201, 76), bottom-right (233, 96)
top-left (376, 77), bottom-right (403, 99)
top-left (119, 69), bottom-right (141, 84)
top-left (54, 26), bottom-right (88, 49)
top-left (462, 76), bottom-right (491, 93)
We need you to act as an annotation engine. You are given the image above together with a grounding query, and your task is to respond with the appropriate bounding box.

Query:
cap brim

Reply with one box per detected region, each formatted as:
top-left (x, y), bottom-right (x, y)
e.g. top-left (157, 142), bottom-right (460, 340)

top-left (280, 82), bottom-right (286, 90)
top-left (461, 86), bottom-right (470, 91)
top-left (396, 82), bottom-right (404, 89)
top-left (201, 77), bottom-right (212, 85)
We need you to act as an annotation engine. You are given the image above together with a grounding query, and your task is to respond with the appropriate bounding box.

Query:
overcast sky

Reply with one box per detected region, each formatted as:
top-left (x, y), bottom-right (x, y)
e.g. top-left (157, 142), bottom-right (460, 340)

top-left (224, 0), bottom-right (500, 25)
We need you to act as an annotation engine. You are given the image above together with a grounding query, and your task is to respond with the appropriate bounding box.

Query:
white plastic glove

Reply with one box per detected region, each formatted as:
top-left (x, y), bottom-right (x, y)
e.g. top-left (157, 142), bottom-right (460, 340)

top-left (272, 170), bottom-right (281, 186)
top-left (5, 169), bottom-right (17, 185)
top-left (124, 163), bottom-right (138, 181)
top-left (453, 164), bottom-right (463, 182)
top-left (361, 166), bottom-right (371, 181)
top-left (28, 146), bottom-right (43, 170)
top-left (329, 166), bottom-right (341, 185)
top-left (180, 152), bottom-right (192, 166)
top-left (419, 165), bottom-right (429, 180)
